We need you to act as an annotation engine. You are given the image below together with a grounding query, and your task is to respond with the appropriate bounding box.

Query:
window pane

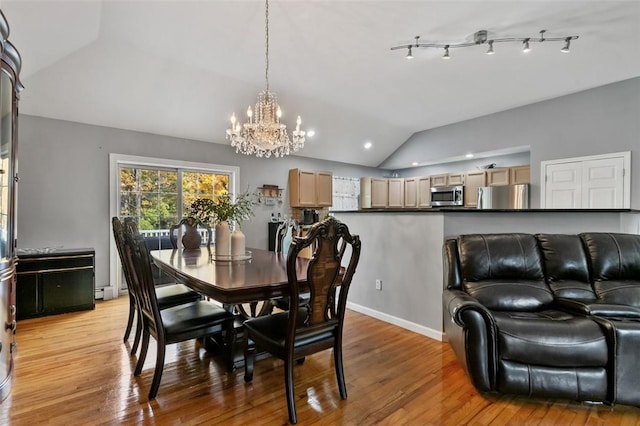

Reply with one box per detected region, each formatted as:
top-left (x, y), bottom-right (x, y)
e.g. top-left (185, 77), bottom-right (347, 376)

top-left (158, 170), bottom-right (177, 193)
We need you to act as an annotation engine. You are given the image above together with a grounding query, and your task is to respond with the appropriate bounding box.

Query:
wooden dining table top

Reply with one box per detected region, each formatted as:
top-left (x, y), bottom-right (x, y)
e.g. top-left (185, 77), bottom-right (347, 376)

top-left (150, 248), bottom-right (310, 305)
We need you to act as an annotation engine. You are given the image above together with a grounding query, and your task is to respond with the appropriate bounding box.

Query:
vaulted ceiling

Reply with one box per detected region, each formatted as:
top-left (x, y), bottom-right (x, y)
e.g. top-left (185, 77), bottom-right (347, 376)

top-left (3, 1), bottom-right (640, 168)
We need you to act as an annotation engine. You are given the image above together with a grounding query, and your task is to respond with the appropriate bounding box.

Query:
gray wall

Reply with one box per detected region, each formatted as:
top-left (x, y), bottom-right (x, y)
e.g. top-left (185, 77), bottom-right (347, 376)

top-left (381, 77), bottom-right (640, 208)
top-left (16, 115), bottom-right (382, 289)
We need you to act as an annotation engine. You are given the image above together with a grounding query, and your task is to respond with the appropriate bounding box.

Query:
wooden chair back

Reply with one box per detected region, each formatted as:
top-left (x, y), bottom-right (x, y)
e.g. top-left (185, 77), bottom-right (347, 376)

top-left (123, 220), bottom-right (164, 339)
top-left (286, 216), bottom-right (361, 347)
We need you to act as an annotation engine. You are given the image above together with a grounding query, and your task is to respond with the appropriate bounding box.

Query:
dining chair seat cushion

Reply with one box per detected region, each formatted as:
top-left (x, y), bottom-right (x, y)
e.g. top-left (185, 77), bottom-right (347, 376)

top-left (244, 308), bottom-right (335, 349)
top-left (161, 300), bottom-right (233, 340)
top-left (156, 284), bottom-right (201, 310)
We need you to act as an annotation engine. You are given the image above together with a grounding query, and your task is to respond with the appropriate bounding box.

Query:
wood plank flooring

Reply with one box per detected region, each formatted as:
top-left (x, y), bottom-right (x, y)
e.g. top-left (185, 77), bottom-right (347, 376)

top-left (1, 297), bottom-right (639, 425)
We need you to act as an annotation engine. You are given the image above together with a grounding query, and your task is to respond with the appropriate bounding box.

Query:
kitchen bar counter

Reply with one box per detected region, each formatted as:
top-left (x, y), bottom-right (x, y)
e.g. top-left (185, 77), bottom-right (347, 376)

top-left (335, 208), bottom-right (638, 213)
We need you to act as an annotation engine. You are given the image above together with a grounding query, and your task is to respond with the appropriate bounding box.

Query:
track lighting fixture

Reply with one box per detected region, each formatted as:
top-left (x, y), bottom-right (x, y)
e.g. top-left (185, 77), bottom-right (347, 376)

top-left (391, 29), bottom-right (578, 59)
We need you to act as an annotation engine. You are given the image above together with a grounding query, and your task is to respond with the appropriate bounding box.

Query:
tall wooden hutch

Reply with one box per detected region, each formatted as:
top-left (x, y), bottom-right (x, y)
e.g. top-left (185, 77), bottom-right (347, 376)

top-left (0, 9), bottom-right (23, 401)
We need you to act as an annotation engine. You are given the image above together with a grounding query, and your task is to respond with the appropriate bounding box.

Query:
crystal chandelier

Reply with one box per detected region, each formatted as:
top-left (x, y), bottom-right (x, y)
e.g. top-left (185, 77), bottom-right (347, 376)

top-left (226, 0), bottom-right (305, 158)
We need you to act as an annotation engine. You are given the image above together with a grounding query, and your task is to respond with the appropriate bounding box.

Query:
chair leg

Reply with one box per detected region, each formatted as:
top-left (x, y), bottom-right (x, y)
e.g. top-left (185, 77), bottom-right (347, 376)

top-left (134, 330), bottom-right (150, 376)
top-left (284, 358), bottom-right (297, 424)
top-left (243, 339), bottom-right (255, 383)
top-left (148, 338), bottom-right (166, 400)
top-left (123, 297), bottom-right (136, 342)
top-left (130, 310), bottom-right (143, 356)
top-left (334, 341), bottom-right (347, 399)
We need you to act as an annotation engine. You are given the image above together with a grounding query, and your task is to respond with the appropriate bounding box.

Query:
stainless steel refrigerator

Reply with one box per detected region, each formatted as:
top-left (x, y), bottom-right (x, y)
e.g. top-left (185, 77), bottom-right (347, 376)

top-left (477, 184), bottom-right (529, 209)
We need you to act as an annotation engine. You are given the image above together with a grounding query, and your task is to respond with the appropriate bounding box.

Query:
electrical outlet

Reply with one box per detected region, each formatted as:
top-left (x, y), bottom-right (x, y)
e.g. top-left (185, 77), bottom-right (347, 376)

top-left (375, 279), bottom-right (382, 291)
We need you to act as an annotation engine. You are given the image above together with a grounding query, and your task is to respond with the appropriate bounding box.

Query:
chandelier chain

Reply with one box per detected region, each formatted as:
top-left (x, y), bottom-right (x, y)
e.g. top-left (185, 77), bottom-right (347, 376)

top-left (265, 0), bottom-right (269, 93)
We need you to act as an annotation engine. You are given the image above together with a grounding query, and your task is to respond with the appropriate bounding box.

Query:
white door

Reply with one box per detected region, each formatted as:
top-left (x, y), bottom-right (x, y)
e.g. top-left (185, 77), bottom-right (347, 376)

top-left (582, 157), bottom-right (625, 208)
top-left (542, 151), bottom-right (630, 209)
top-left (544, 161), bottom-right (582, 208)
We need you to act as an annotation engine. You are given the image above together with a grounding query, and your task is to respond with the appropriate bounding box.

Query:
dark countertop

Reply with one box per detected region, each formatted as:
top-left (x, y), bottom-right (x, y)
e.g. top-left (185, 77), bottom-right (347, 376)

top-left (16, 247), bottom-right (95, 258)
top-left (333, 208), bottom-right (639, 213)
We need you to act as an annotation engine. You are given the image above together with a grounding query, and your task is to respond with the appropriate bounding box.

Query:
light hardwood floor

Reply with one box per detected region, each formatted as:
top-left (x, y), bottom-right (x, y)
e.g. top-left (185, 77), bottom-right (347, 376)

top-left (1, 297), bottom-right (639, 425)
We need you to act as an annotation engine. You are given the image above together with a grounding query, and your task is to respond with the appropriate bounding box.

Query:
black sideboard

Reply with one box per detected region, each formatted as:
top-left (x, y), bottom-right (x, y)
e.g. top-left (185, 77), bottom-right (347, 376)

top-left (16, 248), bottom-right (95, 320)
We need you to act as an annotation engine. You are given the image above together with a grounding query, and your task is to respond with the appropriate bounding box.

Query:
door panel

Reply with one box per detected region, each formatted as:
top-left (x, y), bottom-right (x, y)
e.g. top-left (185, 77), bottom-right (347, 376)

top-left (582, 158), bottom-right (624, 208)
top-left (545, 162), bottom-right (582, 208)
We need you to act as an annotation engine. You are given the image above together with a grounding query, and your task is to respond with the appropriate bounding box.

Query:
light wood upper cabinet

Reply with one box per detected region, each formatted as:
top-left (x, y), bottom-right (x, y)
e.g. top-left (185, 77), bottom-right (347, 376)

top-left (486, 168), bottom-right (510, 186)
top-left (404, 177), bottom-right (418, 207)
top-left (430, 174), bottom-right (448, 187)
top-left (464, 171), bottom-right (486, 207)
top-left (431, 173), bottom-right (464, 187)
top-left (509, 165), bottom-right (530, 185)
top-left (417, 176), bottom-right (431, 207)
top-left (315, 171), bottom-right (333, 206)
top-left (289, 169), bottom-right (333, 208)
top-left (360, 177), bottom-right (388, 208)
top-left (370, 178), bottom-right (388, 208)
top-left (387, 178), bottom-right (404, 208)
top-left (448, 173), bottom-right (465, 186)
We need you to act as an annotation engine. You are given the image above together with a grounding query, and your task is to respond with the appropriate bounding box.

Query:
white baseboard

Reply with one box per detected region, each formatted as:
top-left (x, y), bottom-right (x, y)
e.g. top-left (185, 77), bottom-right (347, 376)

top-left (346, 302), bottom-right (444, 342)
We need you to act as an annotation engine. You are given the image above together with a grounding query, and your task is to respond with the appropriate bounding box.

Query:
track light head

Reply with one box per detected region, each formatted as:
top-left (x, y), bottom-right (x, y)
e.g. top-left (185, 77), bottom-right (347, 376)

top-left (442, 45), bottom-right (450, 60)
top-left (561, 38), bottom-right (571, 53)
top-left (522, 38), bottom-right (531, 53)
top-left (406, 46), bottom-right (414, 59)
top-left (486, 40), bottom-right (495, 55)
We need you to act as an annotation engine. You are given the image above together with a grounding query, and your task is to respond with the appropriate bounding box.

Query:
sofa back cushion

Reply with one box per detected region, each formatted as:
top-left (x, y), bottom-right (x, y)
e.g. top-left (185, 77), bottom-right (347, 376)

top-left (457, 234), bottom-right (552, 311)
top-left (580, 233), bottom-right (640, 306)
top-left (536, 234), bottom-right (596, 300)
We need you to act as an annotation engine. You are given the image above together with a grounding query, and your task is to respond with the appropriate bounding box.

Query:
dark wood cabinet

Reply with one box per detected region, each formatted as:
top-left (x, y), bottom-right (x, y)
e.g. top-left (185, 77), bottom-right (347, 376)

top-left (16, 249), bottom-right (95, 320)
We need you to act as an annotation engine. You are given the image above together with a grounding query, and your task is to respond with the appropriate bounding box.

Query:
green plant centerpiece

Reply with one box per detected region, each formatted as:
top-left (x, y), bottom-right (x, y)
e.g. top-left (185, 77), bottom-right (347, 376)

top-left (188, 190), bottom-right (256, 258)
top-left (188, 190), bottom-right (256, 228)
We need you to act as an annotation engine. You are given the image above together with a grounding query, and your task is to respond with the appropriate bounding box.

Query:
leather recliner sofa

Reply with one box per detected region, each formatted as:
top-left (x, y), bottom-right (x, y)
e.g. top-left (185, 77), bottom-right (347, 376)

top-left (443, 232), bottom-right (640, 406)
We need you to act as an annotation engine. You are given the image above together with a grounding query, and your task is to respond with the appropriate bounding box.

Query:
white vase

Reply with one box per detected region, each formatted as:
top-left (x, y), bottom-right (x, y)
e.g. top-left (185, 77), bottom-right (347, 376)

top-left (215, 221), bottom-right (230, 257)
top-left (231, 227), bottom-right (246, 257)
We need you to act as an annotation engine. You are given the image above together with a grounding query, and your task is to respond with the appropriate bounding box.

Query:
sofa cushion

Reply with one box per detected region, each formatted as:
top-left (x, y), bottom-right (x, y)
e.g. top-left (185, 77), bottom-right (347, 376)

top-left (536, 234), bottom-right (596, 300)
top-left (493, 310), bottom-right (608, 367)
top-left (580, 233), bottom-right (640, 306)
top-left (458, 234), bottom-right (551, 311)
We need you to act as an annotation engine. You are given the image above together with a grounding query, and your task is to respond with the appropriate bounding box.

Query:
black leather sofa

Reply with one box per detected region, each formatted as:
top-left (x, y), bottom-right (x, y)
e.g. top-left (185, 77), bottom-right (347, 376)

top-left (443, 232), bottom-right (640, 406)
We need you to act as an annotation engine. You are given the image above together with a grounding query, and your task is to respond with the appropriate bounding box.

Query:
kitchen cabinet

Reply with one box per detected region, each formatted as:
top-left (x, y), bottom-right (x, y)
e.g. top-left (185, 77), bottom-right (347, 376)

top-left (486, 168), bottom-right (510, 186)
top-left (417, 177), bottom-right (431, 207)
top-left (431, 173), bottom-right (464, 187)
top-left (448, 173), bottom-right (465, 186)
top-left (16, 249), bottom-right (95, 320)
top-left (360, 177), bottom-right (388, 208)
top-left (404, 177), bottom-right (418, 207)
top-left (430, 174), bottom-right (448, 187)
top-left (288, 169), bottom-right (333, 208)
top-left (464, 171), bottom-right (487, 207)
top-left (509, 165), bottom-right (530, 184)
top-left (387, 178), bottom-right (404, 208)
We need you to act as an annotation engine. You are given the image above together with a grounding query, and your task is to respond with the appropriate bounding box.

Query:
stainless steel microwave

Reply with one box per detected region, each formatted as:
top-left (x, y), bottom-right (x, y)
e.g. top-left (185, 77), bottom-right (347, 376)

top-left (430, 185), bottom-right (464, 206)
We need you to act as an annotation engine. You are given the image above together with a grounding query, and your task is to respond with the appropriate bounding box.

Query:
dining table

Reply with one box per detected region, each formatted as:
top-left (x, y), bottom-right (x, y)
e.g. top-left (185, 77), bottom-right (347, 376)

top-left (149, 247), bottom-right (310, 305)
top-left (150, 247), bottom-right (313, 368)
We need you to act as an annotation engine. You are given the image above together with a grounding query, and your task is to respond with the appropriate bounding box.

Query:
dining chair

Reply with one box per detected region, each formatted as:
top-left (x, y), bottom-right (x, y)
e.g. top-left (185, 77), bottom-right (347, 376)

top-left (124, 228), bottom-right (235, 400)
top-left (112, 217), bottom-right (202, 356)
top-left (243, 216), bottom-right (361, 424)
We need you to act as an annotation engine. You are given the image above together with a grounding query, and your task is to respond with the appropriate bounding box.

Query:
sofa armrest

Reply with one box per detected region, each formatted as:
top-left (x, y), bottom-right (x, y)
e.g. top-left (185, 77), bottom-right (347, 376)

top-left (555, 297), bottom-right (640, 318)
top-left (443, 289), bottom-right (498, 391)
